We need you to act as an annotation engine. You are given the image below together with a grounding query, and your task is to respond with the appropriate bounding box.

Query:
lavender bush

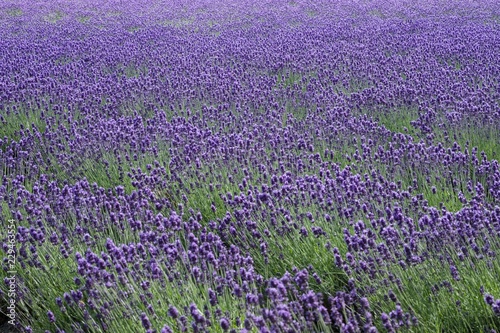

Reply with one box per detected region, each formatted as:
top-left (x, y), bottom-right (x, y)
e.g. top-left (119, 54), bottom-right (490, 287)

top-left (1, 0), bottom-right (500, 332)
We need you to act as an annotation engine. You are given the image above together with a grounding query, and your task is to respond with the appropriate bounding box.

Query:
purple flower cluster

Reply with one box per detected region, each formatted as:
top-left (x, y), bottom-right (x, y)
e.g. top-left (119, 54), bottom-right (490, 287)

top-left (485, 293), bottom-right (500, 317)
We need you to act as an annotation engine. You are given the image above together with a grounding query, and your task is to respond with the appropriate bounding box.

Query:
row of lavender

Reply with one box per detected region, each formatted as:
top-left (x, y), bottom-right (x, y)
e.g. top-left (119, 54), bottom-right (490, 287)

top-left (1, 0), bottom-right (500, 332)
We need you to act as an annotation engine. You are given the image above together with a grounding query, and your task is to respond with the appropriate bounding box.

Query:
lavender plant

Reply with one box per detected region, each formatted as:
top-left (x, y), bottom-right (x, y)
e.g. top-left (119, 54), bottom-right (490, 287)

top-left (1, 0), bottom-right (499, 332)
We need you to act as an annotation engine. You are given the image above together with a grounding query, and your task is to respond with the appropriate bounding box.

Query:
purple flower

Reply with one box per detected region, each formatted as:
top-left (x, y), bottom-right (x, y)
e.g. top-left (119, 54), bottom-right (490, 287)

top-left (168, 305), bottom-right (179, 319)
top-left (208, 288), bottom-right (218, 306)
top-left (47, 310), bottom-right (56, 323)
top-left (141, 313), bottom-right (151, 329)
top-left (220, 317), bottom-right (230, 331)
top-left (161, 325), bottom-right (173, 333)
top-left (190, 303), bottom-right (205, 324)
top-left (485, 294), bottom-right (495, 306)
top-left (450, 265), bottom-right (460, 281)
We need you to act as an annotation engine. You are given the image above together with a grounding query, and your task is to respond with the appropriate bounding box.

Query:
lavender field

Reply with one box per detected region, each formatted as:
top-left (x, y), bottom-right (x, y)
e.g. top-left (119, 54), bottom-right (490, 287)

top-left (1, 0), bottom-right (500, 332)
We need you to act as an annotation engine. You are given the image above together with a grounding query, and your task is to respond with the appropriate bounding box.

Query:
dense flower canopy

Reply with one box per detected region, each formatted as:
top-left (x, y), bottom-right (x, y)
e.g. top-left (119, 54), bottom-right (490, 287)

top-left (1, 0), bottom-right (499, 332)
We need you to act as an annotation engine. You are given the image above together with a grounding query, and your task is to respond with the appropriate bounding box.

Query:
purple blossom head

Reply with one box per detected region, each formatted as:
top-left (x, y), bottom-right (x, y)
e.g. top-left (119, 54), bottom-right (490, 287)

top-left (161, 325), bottom-right (173, 333)
top-left (140, 313), bottom-right (151, 330)
top-left (47, 310), bottom-right (56, 323)
top-left (220, 317), bottom-right (230, 331)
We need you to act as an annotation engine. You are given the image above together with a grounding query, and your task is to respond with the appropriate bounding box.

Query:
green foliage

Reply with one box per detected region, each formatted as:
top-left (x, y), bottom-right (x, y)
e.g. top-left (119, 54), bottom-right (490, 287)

top-left (367, 251), bottom-right (500, 332)
top-left (77, 15), bottom-right (91, 23)
top-left (6, 8), bottom-right (23, 17)
top-left (0, 108), bottom-right (46, 145)
top-left (44, 11), bottom-right (64, 23)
